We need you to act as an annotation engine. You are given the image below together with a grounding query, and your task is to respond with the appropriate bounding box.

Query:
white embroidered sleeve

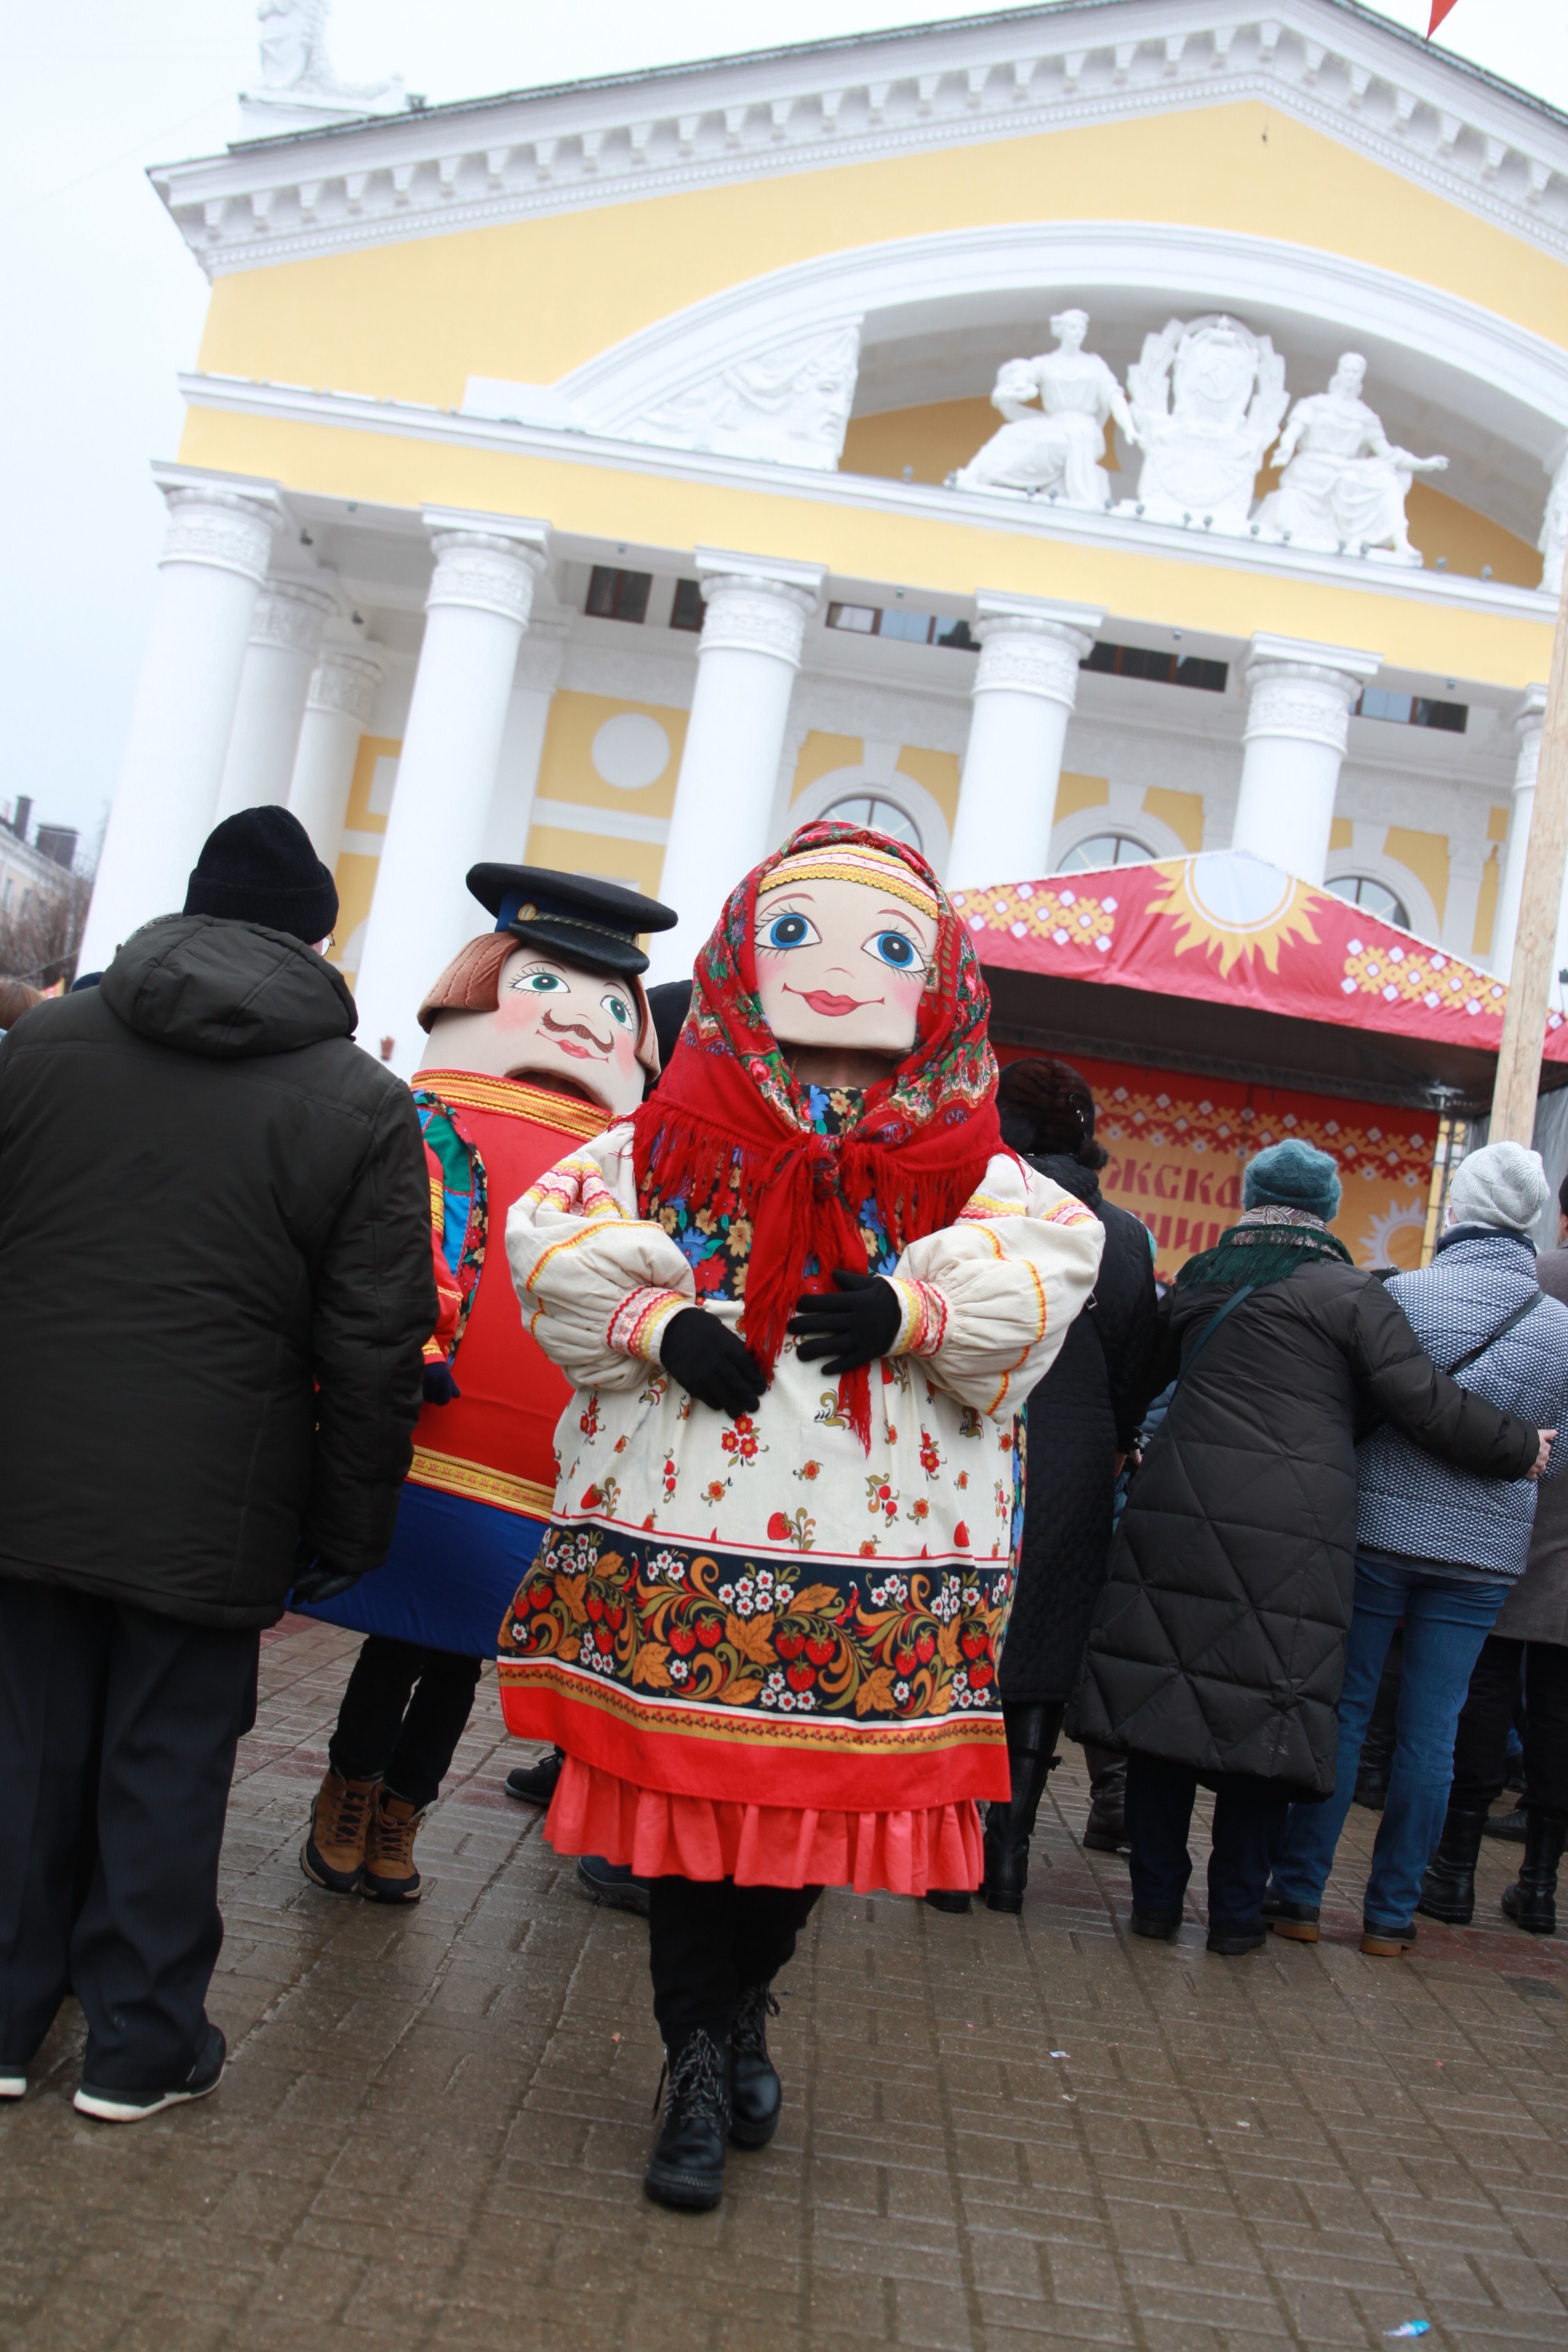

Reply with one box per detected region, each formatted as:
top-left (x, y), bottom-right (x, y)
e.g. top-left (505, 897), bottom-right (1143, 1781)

top-left (504, 1124), bottom-right (695, 1392)
top-left (889, 1153), bottom-right (1105, 1417)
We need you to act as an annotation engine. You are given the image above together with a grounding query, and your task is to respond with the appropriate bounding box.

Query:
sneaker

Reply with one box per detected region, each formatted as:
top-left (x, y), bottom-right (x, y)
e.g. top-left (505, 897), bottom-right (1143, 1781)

top-left (361, 1787), bottom-right (425, 1904)
top-left (301, 1767), bottom-right (378, 1894)
top-left (0, 2070), bottom-right (25, 2100)
top-left (1262, 1893), bottom-right (1320, 1944)
top-left (504, 1750), bottom-right (564, 1808)
top-left (74, 2023), bottom-right (225, 2125)
top-left (1360, 1919), bottom-right (1418, 1957)
top-left (575, 1855), bottom-right (650, 1917)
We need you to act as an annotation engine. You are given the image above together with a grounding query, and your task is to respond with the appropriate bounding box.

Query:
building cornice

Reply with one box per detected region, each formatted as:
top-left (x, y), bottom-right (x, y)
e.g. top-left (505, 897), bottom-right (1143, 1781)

top-left (151, 0), bottom-right (1568, 277)
top-left (178, 368), bottom-right (1561, 629)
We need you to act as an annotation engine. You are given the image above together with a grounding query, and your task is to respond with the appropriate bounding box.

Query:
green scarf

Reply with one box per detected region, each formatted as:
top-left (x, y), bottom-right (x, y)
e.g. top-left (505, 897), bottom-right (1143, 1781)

top-left (1176, 1204), bottom-right (1353, 1296)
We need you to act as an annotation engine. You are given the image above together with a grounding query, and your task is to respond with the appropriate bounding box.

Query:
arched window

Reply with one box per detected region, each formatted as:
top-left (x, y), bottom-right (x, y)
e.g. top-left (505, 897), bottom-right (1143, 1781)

top-left (819, 794), bottom-right (923, 852)
top-left (1057, 832), bottom-right (1155, 873)
top-left (1326, 874), bottom-right (1410, 930)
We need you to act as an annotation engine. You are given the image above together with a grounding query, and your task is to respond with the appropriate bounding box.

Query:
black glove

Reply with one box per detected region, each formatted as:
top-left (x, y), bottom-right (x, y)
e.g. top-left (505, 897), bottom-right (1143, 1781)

top-left (788, 1270), bottom-right (902, 1373)
top-left (290, 1556), bottom-right (365, 1605)
top-left (422, 1360), bottom-right (461, 1405)
top-left (659, 1307), bottom-right (766, 1416)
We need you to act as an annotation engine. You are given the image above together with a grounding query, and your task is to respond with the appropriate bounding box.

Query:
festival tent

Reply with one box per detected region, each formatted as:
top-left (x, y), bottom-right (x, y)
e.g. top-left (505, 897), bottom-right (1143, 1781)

top-left (954, 851), bottom-right (1568, 1280)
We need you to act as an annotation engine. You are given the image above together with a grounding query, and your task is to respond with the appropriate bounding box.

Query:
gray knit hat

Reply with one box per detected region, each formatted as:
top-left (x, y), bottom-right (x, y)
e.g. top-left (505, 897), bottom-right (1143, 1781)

top-left (1243, 1137), bottom-right (1341, 1222)
top-left (1448, 1141), bottom-right (1549, 1235)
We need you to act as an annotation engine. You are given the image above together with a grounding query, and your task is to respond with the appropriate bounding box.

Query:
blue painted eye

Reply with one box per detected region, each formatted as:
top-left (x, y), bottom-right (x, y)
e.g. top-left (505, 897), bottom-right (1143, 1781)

top-left (760, 911), bottom-right (820, 951)
top-left (864, 928), bottom-right (926, 972)
top-left (602, 993), bottom-right (634, 1027)
top-left (512, 968), bottom-right (567, 994)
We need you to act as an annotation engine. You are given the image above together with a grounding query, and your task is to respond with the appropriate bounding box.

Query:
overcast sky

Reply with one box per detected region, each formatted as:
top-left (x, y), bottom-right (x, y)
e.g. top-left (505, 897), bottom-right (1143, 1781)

top-left (4, 0), bottom-right (1565, 847)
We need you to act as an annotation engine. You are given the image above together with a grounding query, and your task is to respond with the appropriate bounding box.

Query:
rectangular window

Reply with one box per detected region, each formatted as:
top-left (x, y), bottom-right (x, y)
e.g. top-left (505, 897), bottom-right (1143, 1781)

top-left (1082, 641), bottom-right (1228, 693)
top-left (669, 578), bottom-right (704, 632)
top-left (1356, 687), bottom-right (1467, 734)
top-left (826, 602), bottom-right (977, 651)
top-left (586, 566), bottom-right (652, 624)
top-left (827, 602), bottom-right (878, 634)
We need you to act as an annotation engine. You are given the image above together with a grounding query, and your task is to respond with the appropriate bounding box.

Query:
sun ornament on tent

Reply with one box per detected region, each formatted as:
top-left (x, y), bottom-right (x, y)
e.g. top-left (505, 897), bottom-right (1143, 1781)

top-left (1145, 853), bottom-right (1322, 978)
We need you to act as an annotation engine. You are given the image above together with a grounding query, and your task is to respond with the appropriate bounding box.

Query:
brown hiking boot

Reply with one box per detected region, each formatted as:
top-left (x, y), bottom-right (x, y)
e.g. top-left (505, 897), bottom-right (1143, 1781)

top-left (301, 1769), bottom-right (378, 1894)
top-left (362, 1788), bottom-right (425, 1904)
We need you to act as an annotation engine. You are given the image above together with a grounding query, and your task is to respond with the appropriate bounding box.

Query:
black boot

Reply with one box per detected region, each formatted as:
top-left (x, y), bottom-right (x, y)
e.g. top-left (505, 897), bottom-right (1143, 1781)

top-left (1501, 1810), bottom-right (1568, 1937)
top-left (1484, 1796), bottom-right (1530, 1843)
top-left (1416, 1804), bottom-right (1490, 1925)
top-left (1081, 1744), bottom-right (1129, 1854)
top-left (645, 2024), bottom-right (730, 2210)
top-left (983, 1701), bottom-right (1064, 1915)
top-left (728, 1982), bottom-right (782, 2150)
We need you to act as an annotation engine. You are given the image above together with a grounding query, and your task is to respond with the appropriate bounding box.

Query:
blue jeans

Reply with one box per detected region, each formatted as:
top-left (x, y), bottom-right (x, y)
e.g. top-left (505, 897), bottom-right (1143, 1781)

top-left (1271, 1553), bottom-right (1509, 1930)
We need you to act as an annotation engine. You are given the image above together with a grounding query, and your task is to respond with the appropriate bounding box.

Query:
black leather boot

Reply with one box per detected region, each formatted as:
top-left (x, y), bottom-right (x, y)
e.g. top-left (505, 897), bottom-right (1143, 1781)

top-left (1081, 1744), bottom-right (1129, 1854)
top-left (645, 2024), bottom-right (730, 2210)
top-left (983, 1701), bottom-right (1064, 1914)
top-left (1416, 1804), bottom-right (1490, 1925)
top-left (1501, 1811), bottom-right (1568, 1937)
top-left (728, 1982), bottom-right (782, 2149)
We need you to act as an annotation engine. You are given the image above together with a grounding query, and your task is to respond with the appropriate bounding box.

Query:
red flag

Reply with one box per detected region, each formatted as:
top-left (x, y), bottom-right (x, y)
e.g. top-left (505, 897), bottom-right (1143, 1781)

top-left (1427, 0), bottom-right (1460, 33)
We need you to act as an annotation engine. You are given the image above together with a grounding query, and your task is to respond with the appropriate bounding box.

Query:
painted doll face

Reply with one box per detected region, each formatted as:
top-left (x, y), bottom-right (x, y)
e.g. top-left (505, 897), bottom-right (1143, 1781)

top-left (416, 949), bottom-right (644, 1115)
top-left (753, 877), bottom-right (938, 1056)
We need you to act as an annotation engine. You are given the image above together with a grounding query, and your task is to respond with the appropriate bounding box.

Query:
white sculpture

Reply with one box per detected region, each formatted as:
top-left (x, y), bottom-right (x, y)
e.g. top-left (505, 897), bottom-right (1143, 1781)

top-left (242, 0), bottom-right (406, 126)
top-left (950, 311), bottom-right (1136, 508)
top-left (1539, 454), bottom-right (1568, 598)
top-left (1123, 316), bottom-right (1288, 535)
top-left (627, 322), bottom-right (861, 472)
top-left (1254, 355), bottom-right (1447, 564)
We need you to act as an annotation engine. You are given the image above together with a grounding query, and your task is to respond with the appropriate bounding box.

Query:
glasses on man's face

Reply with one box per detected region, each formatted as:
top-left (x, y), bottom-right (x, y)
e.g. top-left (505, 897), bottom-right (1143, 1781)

top-left (313, 934), bottom-right (336, 955)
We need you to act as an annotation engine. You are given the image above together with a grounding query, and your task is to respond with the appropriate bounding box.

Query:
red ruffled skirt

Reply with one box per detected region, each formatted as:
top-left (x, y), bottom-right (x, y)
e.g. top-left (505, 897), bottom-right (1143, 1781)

top-left (544, 1755), bottom-right (984, 1895)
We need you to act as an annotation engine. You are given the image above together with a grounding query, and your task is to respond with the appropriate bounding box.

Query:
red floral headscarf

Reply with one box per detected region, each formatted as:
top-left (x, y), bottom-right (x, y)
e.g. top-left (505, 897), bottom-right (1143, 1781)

top-left (631, 822), bottom-right (1001, 1441)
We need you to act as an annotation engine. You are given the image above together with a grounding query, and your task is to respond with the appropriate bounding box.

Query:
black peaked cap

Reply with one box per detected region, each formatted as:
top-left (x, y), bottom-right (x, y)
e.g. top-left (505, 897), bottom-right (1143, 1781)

top-left (466, 863), bottom-right (678, 979)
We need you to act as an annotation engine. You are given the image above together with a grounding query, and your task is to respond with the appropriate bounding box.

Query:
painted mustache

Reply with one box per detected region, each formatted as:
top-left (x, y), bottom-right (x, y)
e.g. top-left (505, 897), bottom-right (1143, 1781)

top-left (540, 1009), bottom-right (612, 1057)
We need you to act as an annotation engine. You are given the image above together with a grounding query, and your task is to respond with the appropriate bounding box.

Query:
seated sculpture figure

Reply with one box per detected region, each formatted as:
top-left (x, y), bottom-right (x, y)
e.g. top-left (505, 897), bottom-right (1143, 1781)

top-left (1256, 354), bottom-right (1447, 562)
top-left (1124, 314), bottom-right (1286, 535)
top-left (951, 310), bottom-right (1136, 508)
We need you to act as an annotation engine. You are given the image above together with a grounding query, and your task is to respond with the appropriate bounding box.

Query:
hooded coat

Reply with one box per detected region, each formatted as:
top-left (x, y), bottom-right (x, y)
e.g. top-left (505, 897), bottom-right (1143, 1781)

top-left (0, 916), bottom-right (436, 1629)
top-left (1070, 1257), bottom-right (1541, 1796)
top-left (999, 1152), bottom-right (1158, 1705)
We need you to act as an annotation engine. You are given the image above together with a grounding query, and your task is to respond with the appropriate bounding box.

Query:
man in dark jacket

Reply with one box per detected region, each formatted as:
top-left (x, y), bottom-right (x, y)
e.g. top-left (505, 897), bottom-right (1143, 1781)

top-left (973, 1055), bottom-right (1157, 1912)
top-left (1269, 1141), bottom-right (1568, 1951)
top-left (0, 808), bottom-right (436, 2121)
top-left (1072, 1139), bottom-right (1545, 1957)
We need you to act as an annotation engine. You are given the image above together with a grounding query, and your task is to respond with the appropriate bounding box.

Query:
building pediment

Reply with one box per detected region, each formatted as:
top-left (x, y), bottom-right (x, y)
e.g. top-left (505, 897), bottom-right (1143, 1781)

top-left (154, 0), bottom-right (1568, 277)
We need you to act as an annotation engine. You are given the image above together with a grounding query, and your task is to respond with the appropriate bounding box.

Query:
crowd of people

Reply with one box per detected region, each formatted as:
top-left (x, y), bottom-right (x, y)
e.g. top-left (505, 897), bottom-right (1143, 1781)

top-left (1, 805), bottom-right (1565, 2217)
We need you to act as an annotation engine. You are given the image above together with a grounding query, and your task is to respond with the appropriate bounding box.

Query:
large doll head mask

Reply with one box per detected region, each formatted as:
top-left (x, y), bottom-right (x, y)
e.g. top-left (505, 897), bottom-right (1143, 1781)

top-left (414, 864), bottom-right (677, 1118)
top-left (753, 841), bottom-right (941, 1058)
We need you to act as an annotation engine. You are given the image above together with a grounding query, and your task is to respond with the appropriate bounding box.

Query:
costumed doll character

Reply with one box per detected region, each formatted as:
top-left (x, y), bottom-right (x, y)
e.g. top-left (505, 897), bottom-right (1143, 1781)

top-left (498, 822), bottom-right (1104, 2210)
top-left (298, 865), bottom-right (674, 1904)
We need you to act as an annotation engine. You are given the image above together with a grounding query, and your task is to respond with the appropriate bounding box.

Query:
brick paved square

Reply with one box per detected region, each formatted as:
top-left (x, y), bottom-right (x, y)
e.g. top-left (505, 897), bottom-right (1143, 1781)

top-left (2, 1616), bottom-right (1566, 2350)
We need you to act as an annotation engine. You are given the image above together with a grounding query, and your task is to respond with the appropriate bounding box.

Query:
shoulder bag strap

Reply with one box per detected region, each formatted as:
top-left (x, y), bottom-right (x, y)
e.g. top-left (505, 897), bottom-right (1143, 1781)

top-left (1171, 1283), bottom-right (1256, 1392)
top-left (1445, 1288), bottom-right (1545, 1379)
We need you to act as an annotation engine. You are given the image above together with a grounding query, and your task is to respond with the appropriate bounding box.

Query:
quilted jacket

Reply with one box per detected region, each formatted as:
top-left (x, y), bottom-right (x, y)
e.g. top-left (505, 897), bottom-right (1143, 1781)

top-left (0, 916), bottom-right (436, 1629)
top-left (1069, 1256), bottom-right (1540, 1795)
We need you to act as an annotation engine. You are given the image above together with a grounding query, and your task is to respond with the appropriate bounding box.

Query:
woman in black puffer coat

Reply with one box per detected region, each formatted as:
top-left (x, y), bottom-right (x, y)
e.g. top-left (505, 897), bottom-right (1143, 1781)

top-left (978, 1057), bottom-right (1158, 1912)
top-left (1070, 1138), bottom-right (1544, 1956)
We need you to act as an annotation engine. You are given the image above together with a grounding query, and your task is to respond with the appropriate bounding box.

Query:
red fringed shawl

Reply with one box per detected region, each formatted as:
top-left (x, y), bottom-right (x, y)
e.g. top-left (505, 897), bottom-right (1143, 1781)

top-left (631, 822), bottom-right (1002, 1444)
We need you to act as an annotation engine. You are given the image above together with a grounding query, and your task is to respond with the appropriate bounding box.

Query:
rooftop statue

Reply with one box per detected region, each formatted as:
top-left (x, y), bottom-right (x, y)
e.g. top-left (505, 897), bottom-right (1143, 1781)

top-left (1539, 455), bottom-right (1568, 599)
top-left (951, 311), bottom-right (1135, 508)
top-left (244, 0), bottom-right (406, 123)
top-left (1122, 315), bottom-right (1288, 536)
top-left (1254, 355), bottom-right (1447, 564)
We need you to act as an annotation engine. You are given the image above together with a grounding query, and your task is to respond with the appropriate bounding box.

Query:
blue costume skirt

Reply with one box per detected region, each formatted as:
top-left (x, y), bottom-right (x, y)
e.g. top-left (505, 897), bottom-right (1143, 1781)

top-left (293, 1482), bottom-right (546, 1659)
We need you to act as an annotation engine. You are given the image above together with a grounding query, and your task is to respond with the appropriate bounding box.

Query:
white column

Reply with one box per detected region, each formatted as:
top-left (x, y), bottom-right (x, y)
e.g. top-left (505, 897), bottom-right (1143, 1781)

top-left (286, 637), bottom-right (383, 868)
top-left (351, 512), bottom-right (549, 1073)
top-left (1230, 634), bottom-right (1380, 885)
top-left (1493, 685), bottom-right (1550, 979)
top-left (647, 550), bottom-right (823, 984)
top-left (214, 579), bottom-right (337, 820)
top-left (1442, 836), bottom-right (1488, 963)
top-left (477, 621), bottom-right (566, 863)
top-left (947, 594), bottom-right (1102, 889)
top-left (80, 472), bottom-right (280, 969)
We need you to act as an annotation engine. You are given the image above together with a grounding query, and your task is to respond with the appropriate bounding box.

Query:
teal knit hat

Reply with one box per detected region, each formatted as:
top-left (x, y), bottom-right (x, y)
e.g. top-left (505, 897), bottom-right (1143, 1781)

top-left (1243, 1138), bottom-right (1341, 1222)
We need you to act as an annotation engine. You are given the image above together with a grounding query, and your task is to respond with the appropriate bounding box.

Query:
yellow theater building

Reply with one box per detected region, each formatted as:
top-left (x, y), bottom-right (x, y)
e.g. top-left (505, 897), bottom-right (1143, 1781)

top-left (84, 0), bottom-right (1568, 1209)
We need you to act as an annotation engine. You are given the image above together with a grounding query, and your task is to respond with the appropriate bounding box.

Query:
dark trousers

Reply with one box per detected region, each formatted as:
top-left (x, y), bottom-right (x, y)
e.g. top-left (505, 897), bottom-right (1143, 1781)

top-left (1125, 1750), bottom-right (1292, 1928)
top-left (1450, 1635), bottom-right (1568, 1816)
top-left (648, 1878), bottom-right (822, 2040)
top-left (0, 1575), bottom-right (258, 2091)
top-left (329, 1635), bottom-right (481, 1812)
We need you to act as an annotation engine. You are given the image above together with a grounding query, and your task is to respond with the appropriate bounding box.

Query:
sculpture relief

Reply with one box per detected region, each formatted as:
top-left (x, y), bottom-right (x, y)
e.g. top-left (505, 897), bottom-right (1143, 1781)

top-left (950, 311), bottom-right (1135, 508)
top-left (1254, 355), bottom-right (1447, 563)
top-left (1539, 454), bottom-right (1568, 598)
top-left (628, 322), bottom-right (862, 471)
top-left (1123, 316), bottom-right (1287, 534)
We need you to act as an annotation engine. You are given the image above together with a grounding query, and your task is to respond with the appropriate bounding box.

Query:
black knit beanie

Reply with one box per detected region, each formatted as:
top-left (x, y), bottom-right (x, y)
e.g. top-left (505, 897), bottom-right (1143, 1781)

top-left (184, 806), bottom-right (338, 944)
